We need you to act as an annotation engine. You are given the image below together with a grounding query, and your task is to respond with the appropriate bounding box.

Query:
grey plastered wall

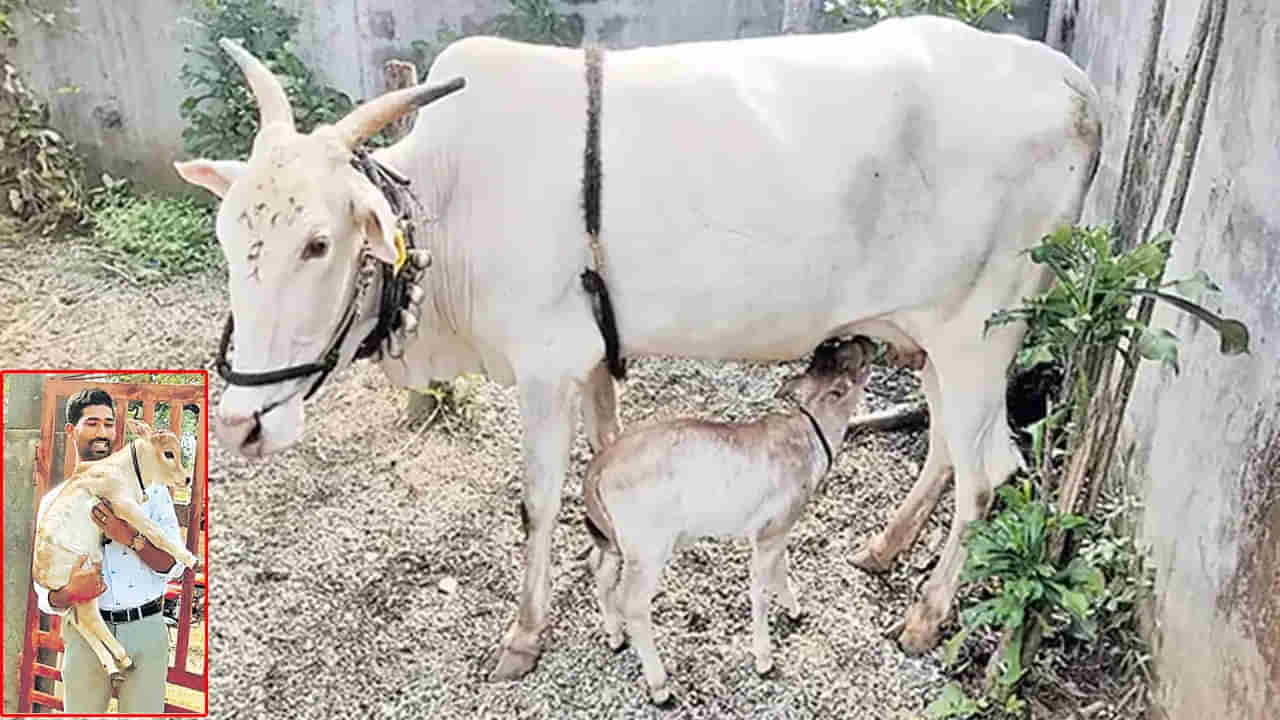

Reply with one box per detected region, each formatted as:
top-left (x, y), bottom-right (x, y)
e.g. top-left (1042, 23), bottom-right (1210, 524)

top-left (2, 374), bottom-right (43, 713)
top-left (1049, 0), bottom-right (1279, 717)
top-left (9, 0), bottom-right (1043, 193)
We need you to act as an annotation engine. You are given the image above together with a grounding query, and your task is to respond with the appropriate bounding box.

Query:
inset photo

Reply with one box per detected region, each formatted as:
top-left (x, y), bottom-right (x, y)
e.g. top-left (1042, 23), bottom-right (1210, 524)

top-left (2, 371), bottom-right (208, 716)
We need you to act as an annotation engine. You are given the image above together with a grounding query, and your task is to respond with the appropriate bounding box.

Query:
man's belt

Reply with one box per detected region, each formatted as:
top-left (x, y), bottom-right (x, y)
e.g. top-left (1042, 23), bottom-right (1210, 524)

top-left (100, 597), bottom-right (164, 624)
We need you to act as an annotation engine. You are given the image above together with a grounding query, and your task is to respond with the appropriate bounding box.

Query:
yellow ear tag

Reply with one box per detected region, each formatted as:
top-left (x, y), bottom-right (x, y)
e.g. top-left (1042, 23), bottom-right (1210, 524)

top-left (392, 229), bottom-right (408, 275)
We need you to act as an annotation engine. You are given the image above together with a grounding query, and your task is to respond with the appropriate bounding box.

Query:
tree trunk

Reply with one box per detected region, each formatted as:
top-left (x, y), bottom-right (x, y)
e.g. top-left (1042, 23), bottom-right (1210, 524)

top-left (382, 59), bottom-right (419, 142)
top-left (781, 0), bottom-right (821, 34)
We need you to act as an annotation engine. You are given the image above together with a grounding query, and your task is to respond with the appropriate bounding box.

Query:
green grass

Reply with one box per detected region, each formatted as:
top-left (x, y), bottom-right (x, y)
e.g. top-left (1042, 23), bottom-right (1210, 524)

top-left (90, 189), bottom-right (218, 281)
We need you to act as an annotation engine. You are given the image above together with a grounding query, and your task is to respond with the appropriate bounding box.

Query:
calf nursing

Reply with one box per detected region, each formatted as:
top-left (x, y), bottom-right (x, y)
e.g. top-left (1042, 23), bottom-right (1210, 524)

top-left (583, 337), bottom-right (876, 704)
top-left (32, 421), bottom-right (200, 686)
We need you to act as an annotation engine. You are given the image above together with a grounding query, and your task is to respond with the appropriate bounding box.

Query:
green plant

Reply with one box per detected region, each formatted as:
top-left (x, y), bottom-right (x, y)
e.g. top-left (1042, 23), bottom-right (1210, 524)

top-left (1076, 492), bottom-right (1155, 675)
top-left (409, 373), bottom-right (488, 425)
top-left (953, 482), bottom-right (1105, 692)
top-left (410, 0), bottom-right (582, 79)
top-left (922, 682), bottom-right (984, 719)
top-left (988, 226), bottom-right (1248, 379)
top-left (822, 0), bottom-right (1012, 29)
top-left (89, 179), bottom-right (216, 280)
top-left (0, 0), bottom-right (60, 42)
top-left (921, 681), bottom-right (1028, 719)
top-left (0, 61), bottom-right (89, 234)
top-left (179, 0), bottom-right (357, 158)
top-left (934, 225), bottom-right (1248, 712)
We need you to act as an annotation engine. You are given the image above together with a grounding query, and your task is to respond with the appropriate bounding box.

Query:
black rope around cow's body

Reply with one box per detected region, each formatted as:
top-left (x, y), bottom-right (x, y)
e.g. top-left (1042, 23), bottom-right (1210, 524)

top-left (581, 45), bottom-right (627, 381)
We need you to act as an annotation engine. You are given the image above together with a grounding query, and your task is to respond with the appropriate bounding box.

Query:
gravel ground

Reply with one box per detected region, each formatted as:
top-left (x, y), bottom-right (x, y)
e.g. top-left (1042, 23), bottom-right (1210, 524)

top-left (3, 237), bottom-right (965, 719)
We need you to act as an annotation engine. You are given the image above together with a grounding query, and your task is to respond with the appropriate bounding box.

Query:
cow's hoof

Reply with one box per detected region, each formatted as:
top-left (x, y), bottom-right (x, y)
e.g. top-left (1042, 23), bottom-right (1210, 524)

top-left (896, 603), bottom-right (941, 655)
top-left (488, 645), bottom-right (540, 682)
top-left (109, 672), bottom-right (126, 690)
top-left (649, 683), bottom-right (674, 707)
top-left (851, 542), bottom-right (894, 574)
top-left (118, 655), bottom-right (134, 673)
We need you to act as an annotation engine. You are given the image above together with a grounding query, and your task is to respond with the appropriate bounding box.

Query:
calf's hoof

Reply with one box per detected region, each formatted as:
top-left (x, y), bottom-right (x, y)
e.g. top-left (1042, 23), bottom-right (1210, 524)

top-left (851, 541), bottom-right (894, 574)
top-left (896, 602), bottom-right (941, 655)
top-left (754, 656), bottom-right (775, 677)
top-left (118, 655), bottom-right (135, 673)
top-left (607, 631), bottom-right (628, 653)
top-left (488, 644), bottom-right (540, 682)
top-left (648, 683), bottom-right (673, 707)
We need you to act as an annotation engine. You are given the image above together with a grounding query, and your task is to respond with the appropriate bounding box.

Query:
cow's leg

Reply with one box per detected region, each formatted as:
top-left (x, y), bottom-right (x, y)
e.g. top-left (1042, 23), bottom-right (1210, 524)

top-left (854, 359), bottom-right (953, 572)
top-left (581, 360), bottom-right (621, 453)
top-left (898, 348), bottom-right (1022, 653)
top-left (490, 375), bottom-right (578, 681)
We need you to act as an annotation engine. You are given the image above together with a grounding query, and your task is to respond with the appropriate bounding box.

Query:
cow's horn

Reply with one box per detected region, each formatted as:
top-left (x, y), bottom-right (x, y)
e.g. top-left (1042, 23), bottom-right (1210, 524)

top-left (335, 78), bottom-right (466, 149)
top-left (218, 38), bottom-right (295, 131)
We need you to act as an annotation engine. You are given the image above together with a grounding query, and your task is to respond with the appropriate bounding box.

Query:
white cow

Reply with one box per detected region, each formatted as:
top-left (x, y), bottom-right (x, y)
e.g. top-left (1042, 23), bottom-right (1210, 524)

top-left (175, 16), bottom-right (1101, 679)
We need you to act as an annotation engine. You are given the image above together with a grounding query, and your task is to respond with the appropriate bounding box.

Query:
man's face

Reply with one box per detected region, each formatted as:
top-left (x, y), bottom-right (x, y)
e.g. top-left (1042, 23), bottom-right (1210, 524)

top-left (68, 404), bottom-right (115, 461)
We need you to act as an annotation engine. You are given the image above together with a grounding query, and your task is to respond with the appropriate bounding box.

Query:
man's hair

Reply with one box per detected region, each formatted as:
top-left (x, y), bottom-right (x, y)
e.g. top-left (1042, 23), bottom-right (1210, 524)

top-left (66, 388), bottom-right (115, 426)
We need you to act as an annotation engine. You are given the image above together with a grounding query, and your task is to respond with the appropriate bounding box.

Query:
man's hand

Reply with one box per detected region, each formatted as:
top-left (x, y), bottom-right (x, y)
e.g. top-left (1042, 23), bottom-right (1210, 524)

top-left (49, 555), bottom-right (106, 608)
top-left (92, 499), bottom-right (180, 573)
top-left (92, 500), bottom-right (137, 546)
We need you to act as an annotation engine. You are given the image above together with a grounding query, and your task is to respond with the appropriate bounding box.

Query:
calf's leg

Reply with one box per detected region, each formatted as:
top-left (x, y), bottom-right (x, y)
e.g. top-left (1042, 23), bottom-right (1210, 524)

top-left (591, 548), bottom-right (625, 650)
top-left (76, 598), bottom-right (133, 672)
top-left (109, 499), bottom-right (200, 570)
top-left (768, 545), bottom-right (801, 620)
top-left (750, 534), bottom-right (789, 675)
top-left (66, 603), bottom-right (123, 681)
top-left (618, 548), bottom-right (671, 704)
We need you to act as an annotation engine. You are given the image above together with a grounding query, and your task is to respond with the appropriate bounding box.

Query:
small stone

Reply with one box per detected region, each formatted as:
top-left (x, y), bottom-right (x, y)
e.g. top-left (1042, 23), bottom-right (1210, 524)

top-left (438, 576), bottom-right (458, 595)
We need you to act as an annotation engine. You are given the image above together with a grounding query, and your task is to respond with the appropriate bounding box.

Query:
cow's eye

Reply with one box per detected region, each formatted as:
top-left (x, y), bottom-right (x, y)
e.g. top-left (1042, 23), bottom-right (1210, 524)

top-left (301, 237), bottom-right (330, 261)
top-left (164, 451), bottom-right (175, 460)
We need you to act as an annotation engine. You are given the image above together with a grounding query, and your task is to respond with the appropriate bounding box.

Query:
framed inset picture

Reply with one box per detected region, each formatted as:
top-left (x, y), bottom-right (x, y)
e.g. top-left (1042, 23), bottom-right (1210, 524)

top-left (2, 370), bottom-right (209, 717)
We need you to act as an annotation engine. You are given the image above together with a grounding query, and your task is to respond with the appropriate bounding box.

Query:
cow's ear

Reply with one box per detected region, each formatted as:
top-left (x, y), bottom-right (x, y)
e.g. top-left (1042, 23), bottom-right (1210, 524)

top-left (174, 159), bottom-right (247, 198)
top-left (352, 178), bottom-right (400, 266)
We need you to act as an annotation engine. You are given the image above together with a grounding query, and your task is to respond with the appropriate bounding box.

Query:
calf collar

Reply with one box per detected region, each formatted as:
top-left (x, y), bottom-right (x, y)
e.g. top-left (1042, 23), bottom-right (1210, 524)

top-left (130, 440), bottom-right (148, 502)
top-left (790, 400), bottom-right (834, 475)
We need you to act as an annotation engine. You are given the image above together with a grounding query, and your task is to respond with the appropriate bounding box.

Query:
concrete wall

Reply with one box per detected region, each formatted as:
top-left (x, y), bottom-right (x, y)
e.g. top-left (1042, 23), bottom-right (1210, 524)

top-left (1049, 0), bottom-right (1279, 717)
top-left (10, 0), bottom-right (1042, 192)
top-left (2, 374), bottom-right (43, 713)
